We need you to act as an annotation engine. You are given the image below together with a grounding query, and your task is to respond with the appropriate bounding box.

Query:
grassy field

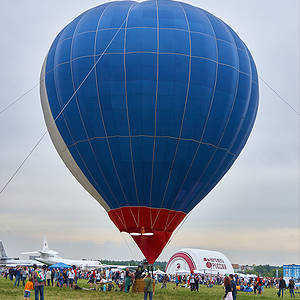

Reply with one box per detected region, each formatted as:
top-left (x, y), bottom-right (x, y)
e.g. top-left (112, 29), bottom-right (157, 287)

top-left (0, 277), bottom-right (299, 299)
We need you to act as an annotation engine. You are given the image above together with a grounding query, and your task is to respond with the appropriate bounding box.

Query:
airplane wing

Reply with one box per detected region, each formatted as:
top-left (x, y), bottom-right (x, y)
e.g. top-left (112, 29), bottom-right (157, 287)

top-left (4, 262), bottom-right (43, 267)
top-left (39, 250), bottom-right (58, 255)
top-left (0, 257), bottom-right (19, 261)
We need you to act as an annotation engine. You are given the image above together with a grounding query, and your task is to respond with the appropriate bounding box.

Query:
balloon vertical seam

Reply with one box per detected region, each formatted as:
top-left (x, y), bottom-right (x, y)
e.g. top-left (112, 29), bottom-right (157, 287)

top-left (149, 0), bottom-right (160, 230)
top-left (123, 3), bottom-right (140, 228)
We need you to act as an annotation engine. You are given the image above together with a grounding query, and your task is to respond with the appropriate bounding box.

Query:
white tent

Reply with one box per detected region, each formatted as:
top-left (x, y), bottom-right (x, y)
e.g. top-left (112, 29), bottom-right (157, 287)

top-left (166, 248), bottom-right (234, 275)
top-left (154, 269), bottom-right (166, 275)
top-left (193, 270), bottom-right (203, 274)
top-left (175, 269), bottom-right (190, 274)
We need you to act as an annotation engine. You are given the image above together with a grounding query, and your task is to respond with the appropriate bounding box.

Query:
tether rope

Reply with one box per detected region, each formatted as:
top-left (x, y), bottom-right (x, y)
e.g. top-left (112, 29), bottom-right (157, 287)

top-left (259, 76), bottom-right (300, 117)
top-left (0, 83), bottom-right (40, 115)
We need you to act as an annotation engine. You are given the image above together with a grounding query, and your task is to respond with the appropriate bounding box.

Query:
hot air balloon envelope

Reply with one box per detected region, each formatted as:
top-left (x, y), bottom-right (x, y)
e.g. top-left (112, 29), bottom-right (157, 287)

top-left (40, 0), bottom-right (259, 264)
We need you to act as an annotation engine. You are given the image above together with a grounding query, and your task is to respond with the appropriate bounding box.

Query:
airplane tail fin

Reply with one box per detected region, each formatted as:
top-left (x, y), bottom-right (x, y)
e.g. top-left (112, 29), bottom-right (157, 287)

top-left (0, 241), bottom-right (7, 258)
top-left (42, 238), bottom-right (49, 251)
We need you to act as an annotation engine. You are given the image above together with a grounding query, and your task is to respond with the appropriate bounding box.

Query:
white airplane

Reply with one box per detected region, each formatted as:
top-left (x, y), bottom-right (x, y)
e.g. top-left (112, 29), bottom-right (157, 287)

top-left (0, 240), bottom-right (40, 267)
top-left (22, 239), bottom-right (103, 269)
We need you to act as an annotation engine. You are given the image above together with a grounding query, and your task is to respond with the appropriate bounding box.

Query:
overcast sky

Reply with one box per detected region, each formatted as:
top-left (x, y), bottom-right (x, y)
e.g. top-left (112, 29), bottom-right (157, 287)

top-left (0, 0), bottom-right (299, 266)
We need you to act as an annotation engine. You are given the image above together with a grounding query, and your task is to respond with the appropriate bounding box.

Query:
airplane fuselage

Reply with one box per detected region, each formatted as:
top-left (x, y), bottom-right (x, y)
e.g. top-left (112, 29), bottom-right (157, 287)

top-left (35, 256), bottom-right (102, 269)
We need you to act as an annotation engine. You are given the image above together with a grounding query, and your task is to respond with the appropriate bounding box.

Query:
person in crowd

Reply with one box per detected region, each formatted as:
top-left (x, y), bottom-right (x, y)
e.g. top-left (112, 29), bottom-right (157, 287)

top-left (256, 276), bottom-right (263, 294)
top-left (278, 276), bottom-right (286, 298)
top-left (73, 266), bottom-right (78, 285)
top-left (105, 268), bottom-right (109, 281)
top-left (175, 274), bottom-right (180, 288)
top-left (9, 268), bottom-right (14, 281)
top-left (265, 278), bottom-right (270, 288)
top-left (288, 278), bottom-right (295, 298)
top-left (114, 270), bottom-right (120, 284)
top-left (161, 274), bottom-right (167, 289)
top-left (50, 268), bottom-right (55, 286)
top-left (92, 269), bottom-right (96, 284)
top-left (124, 267), bottom-right (132, 293)
top-left (223, 276), bottom-right (233, 300)
top-left (189, 273), bottom-right (195, 291)
top-left (144, 273), bottom-right (153, 300)
top-left (87, 271), bottom-right (94, 285)
top-left (53, 269), bottom-right (59, 287)
top-left (14, 266), bottom-right (22, 287)
top-left (107, 268), bottom-right (113, 281)
top-left (271, 278), bottom-right (275, 288)
top-left (253, 278), bottom-right (258, 294)
top-left (32, 264), bottom-right (46, 300)
top-left (194, 275), bottom-right (199, 292)
top-left (46, 268), bottom-right (51, 286)
top-left (21, 267), bottom-right (28, 286)
top-left (120, 270), bottom-right (125, 283)
top-left (62, 269), bottom-right (68, 287)
top-left (95, 270), bottom-right (101, 289)
top-left (68, 267), bottom-right (75, 288)
top-left (24, 277), bottom-right (34, 300)
top-left (58, 270), bottom-right (64, 288)
top-left (229, 274), bottom-right (237, 300)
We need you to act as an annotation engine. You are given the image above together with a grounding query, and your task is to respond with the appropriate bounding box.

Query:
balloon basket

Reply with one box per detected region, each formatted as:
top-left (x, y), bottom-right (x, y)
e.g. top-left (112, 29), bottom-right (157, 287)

top-left (132, 279), bottom-right (155, 293)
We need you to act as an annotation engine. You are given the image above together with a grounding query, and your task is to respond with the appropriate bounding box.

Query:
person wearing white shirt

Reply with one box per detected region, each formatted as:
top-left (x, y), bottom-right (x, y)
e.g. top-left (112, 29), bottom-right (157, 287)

top-left (46, 269), bottom-right (51, 286)
top-left (68, 268), bottom-right (75, 288)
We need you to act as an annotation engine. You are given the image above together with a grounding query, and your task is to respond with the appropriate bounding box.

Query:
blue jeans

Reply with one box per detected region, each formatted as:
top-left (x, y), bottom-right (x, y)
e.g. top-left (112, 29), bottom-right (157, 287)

top-left (144, 291), bottom-right (153, 300)
top-left (14, 275), bottom-right (20, 287)
top-left (232, 291), bottom-right (237, 300)
top-left (289, 288), bottom-right (295, 298)
top-left (278, 288), bottom-right (284, 297)
top-left (35, 285), bottom-right (44, 300)
top-left (257, 286), bottom-right (262, 294)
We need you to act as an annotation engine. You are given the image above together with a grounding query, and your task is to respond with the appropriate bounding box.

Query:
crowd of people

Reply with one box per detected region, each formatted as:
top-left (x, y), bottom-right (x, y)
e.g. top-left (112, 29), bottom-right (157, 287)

top-left (0, 264), bottom-right (298, 299)
top-left (156, 272), bottom-right (297, 299)
top-left (0, 264), bottom-right (152, 299)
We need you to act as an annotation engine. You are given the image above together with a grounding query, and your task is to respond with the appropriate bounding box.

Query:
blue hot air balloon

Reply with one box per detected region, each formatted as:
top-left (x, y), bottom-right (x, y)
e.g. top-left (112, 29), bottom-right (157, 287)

top-left (40, 0), bottom-right (258, 264)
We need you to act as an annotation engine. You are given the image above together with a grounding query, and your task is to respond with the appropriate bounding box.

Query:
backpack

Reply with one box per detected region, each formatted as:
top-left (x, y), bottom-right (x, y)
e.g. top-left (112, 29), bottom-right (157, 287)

top-left (36, 270), bottom-right (46, 283)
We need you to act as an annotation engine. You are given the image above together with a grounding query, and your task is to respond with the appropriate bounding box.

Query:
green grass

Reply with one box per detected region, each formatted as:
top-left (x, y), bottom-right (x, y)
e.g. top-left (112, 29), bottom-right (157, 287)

top-left (0, 277), bottom-right (299, 299)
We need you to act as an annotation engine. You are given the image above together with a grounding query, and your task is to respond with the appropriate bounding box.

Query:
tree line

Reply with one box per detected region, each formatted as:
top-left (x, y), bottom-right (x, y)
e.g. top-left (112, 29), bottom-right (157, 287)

top-left (101, 260), bottom-right (167, 270)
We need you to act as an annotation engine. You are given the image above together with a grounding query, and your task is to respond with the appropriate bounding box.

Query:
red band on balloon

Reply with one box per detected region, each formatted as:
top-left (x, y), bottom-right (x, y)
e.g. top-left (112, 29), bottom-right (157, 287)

top-left (108, 207), bottom-right (186, 264)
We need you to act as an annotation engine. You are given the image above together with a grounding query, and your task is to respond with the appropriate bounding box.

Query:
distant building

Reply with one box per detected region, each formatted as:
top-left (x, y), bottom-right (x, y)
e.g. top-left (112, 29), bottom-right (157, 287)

top-left (165, 248), bottom-right (234, 275)
top-left (241, 265), bottom-right (254, 272)
top-left (283, 265), bottom-right (300, 287)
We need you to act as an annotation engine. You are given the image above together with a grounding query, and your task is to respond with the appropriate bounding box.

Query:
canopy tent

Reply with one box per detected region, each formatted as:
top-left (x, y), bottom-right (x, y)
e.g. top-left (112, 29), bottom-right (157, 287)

top-left (154, 269), bottom-right (166, 275)
top-left (48, 262), bottom-right (72, 270)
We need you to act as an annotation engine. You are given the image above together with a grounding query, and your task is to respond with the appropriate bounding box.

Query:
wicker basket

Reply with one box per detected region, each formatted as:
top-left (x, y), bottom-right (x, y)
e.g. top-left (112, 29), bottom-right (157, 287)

top-left (132, 278), bottom-right (155, 293)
